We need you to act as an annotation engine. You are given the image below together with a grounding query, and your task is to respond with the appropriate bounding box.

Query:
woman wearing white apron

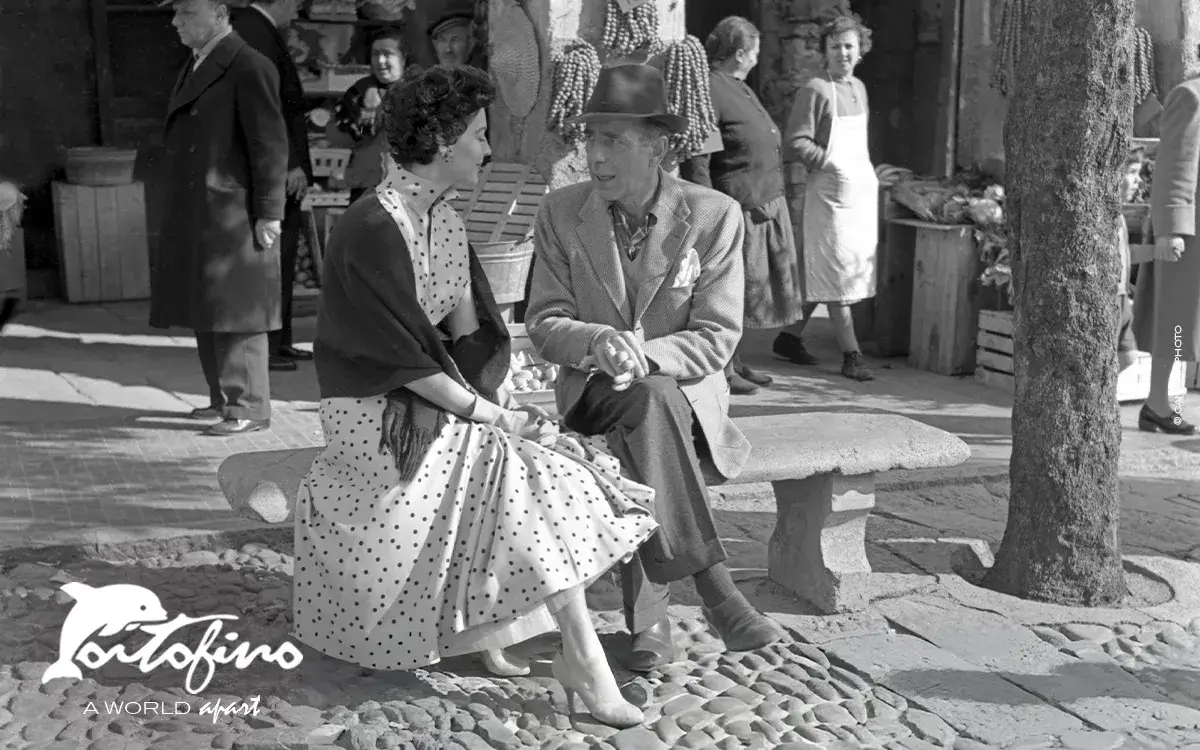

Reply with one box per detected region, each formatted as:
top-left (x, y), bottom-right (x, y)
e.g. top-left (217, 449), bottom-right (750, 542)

top-left (780, 15), bottom-right (878, 381)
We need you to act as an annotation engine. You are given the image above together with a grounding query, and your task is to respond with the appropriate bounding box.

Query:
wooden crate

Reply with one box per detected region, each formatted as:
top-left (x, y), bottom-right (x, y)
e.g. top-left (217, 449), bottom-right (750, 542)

top-left (52, 181), bottom-right (150, 303)
top-left (905, 219), bottom-right (982, 375)
top-left (975, 309), bottom-right (1015, 392)
top-left (450, 162), bottom-right (549, 245)
top-left (975, 309), bottom-right (1189, 400)
top-left (1116, 353), bottom-right (1189, 401)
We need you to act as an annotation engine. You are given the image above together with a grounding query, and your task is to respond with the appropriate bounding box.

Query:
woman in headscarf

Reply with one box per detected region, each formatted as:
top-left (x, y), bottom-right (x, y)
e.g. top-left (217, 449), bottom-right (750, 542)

top-left (681, 16), bottom-right (803, 396)
top-left (293, 66), bottom-right (658, 728)
top-left (780, 14), bottom-right (878, 382)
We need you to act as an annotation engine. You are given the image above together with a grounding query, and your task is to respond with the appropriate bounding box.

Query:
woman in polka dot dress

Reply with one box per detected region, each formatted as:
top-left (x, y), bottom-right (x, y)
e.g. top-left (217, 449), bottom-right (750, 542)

top-left (293, 66), bottom-right (658, 728)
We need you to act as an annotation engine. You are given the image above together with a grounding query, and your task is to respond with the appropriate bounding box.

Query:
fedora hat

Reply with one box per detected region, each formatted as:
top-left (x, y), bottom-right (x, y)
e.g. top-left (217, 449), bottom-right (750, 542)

top-left (568, 64), bottom-right (688, 135)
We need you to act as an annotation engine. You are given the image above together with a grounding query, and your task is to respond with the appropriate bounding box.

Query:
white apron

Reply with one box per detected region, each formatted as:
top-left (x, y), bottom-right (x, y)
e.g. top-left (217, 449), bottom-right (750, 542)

top-left (802, 76), bottom-right (879, 303)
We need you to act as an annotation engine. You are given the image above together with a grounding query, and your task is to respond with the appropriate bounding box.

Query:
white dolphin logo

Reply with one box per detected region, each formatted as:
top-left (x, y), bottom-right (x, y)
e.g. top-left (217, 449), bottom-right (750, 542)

top-left (42, 582), bottom-right (169, 684)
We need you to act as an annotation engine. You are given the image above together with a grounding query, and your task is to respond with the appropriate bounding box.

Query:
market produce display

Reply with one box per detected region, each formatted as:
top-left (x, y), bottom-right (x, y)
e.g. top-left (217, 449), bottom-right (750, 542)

top-left (663, 35), bottom-right (718, 158)
top-left (547, 40), bottom-right (601, 142)
top-left (602, 0), bottom-right (664, 58)
top-left (888, 170), bottom-right (1010, 302)
top-left (506, 351), bottom-right (559, 394)
top-left (295, 232), bottom-right (320, 290)
top-left (1134, 159), bottom-right (1154, 204)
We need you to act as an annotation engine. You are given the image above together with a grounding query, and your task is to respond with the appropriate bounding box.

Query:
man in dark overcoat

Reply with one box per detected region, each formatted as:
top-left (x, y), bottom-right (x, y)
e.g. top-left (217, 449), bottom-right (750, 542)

top-left (151, 0), bottom-right (288, 437)
top-left (232, 0), bottom-right (313, 373)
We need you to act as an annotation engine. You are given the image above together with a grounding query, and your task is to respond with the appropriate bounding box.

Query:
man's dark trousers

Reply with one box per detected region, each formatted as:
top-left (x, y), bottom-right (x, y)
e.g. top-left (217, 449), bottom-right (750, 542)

top-left (565, 373), bottom-right (727, 634)
top-left (269, 196), bottom-right (303, 353)
top-left (196, 331), bottom-right (271, 421)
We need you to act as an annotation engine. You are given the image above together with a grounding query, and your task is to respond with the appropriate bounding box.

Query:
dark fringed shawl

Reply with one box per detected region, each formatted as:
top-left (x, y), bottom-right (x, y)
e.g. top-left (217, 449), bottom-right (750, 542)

top-left (312, 193), bottom-right (511, 480)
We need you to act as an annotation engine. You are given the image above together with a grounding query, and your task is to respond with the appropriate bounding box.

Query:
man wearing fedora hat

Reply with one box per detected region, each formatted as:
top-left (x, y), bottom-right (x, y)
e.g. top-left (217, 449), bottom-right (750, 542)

top-left (527, 63), bottom-right (783, 672)
top-left (151, 0), bottom-right (288, 436)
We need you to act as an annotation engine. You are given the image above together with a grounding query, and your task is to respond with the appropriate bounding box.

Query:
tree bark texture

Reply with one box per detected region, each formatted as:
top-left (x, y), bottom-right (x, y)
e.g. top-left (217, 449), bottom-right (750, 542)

top-left (983, 0), bottom-right (1134, 605)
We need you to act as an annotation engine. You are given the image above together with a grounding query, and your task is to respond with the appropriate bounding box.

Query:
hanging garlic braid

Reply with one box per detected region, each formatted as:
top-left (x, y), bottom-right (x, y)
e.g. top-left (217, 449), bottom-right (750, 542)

top-left (1133, 26), bottom-right (1157, 103)
top-left (990, 0), bottom-right (1025, 98)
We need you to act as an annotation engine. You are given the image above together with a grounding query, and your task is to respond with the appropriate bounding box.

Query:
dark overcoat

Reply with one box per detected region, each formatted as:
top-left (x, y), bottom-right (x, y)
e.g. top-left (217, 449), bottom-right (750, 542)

top-left (231, 8), bottom-right (312, 180)
top-left (150, 32), bottom-right (288, 333)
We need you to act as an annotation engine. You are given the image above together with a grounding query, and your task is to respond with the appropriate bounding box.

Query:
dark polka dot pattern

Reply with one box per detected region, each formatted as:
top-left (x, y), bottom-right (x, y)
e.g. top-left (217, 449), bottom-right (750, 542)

top-left (376, 167), bottom-right (470, 322)
top-left (290, 169), bottom-right (660, 672)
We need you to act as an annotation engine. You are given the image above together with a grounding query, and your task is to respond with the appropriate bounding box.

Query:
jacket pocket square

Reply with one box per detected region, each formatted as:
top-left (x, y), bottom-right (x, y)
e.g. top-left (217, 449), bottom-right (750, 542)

top-left (671, 248), bottom-right (701, 288)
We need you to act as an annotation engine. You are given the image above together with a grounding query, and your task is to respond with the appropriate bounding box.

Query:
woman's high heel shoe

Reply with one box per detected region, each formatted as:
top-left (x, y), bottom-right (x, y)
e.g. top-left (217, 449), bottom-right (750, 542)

top-left (481, 648), bottom-right (530, 677)
top-left (1138, 405), bottom-right (1197, 435)
top-left (551, 652), bottom-right (643, 728)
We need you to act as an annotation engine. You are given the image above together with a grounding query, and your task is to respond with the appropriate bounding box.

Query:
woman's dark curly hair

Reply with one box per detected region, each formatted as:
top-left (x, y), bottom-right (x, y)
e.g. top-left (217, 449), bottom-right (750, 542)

top-left (819, 13), bottom-right (873, 56)
top-left (379, 65), bottom-right (496, 166)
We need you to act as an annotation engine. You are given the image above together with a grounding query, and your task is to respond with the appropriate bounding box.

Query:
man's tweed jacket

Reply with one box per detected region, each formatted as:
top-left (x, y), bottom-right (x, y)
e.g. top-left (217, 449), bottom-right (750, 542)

top-left (525, 169), bottom-right (752, 480)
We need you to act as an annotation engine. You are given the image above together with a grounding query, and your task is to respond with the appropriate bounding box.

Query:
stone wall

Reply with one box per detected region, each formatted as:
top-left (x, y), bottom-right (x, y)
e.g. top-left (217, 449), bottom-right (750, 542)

top-left (486, 0), bottom-right (686, 191)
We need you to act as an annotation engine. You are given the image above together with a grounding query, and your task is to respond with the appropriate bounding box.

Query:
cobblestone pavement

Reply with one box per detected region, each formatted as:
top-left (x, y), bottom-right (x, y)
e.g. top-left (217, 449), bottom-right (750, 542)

top-left (1, 546), bottom-right (1199, 750)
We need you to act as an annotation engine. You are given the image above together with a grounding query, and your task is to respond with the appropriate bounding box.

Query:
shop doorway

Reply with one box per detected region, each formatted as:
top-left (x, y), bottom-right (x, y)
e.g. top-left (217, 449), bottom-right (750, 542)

top-left (852, 0), bottom-right (957, 174)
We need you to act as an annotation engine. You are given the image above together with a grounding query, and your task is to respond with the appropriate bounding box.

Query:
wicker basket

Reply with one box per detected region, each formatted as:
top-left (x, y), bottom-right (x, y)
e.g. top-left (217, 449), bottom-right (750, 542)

top-left (476, 239), bottom-right (534, 304)
top-left (490, 1), bottom-right (541, 118)
top-left (63, 148), bottom-right (138, 187)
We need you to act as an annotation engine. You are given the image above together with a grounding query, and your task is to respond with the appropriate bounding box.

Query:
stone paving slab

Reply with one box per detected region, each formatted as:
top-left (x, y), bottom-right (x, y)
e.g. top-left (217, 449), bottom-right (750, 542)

top-left (822, 632), bottom-right (1087, 746)
top-left (872, 596), bottom-right (1200, 733)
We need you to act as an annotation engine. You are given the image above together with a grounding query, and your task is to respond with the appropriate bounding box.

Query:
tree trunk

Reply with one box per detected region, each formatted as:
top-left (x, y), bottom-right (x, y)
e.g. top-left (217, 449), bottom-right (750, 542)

top-left (982, 0), bottom-right (1134, 605)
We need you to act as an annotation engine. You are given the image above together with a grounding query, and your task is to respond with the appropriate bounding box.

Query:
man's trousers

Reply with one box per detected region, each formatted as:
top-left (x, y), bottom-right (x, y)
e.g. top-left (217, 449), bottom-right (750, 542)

top-left (566, 374), bottom-right (727, 634)
top-left (195, 331), bottom-right (271, 421)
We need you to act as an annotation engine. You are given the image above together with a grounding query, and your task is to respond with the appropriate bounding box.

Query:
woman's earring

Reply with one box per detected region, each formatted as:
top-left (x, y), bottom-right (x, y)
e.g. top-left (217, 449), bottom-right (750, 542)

top-left (440, 148), bottom-right (453, 163)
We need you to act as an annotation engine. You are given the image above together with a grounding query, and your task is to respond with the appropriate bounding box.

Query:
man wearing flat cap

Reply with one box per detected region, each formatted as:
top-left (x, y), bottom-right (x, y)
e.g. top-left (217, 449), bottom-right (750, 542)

top-left (150, 0), bottom-right (288, 436)
top-left (526, 63), bottom-right (783, 672)
top-left (428, 5), bottom-right (483, 68)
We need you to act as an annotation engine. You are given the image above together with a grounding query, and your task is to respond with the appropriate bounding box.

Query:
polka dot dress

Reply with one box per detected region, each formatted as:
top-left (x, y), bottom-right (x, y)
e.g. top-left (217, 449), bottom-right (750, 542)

top-left (291, 167), bottom-right (660, 671)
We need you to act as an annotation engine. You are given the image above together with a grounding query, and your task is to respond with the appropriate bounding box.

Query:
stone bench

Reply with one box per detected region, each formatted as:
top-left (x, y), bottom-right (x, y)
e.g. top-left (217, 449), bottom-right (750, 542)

top-left (217, 412), bottom-right (969, 613)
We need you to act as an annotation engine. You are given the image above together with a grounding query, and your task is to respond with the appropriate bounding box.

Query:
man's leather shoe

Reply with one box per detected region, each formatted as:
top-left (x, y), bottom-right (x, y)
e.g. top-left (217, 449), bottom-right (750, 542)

top-left (626, 617), bottom-right (677, 672)
top-left (728, 372), bottom-right (760, 395)
top-left (277, 345), bottom-right (313, 361)
top-left (735, 362), bottom-right (774, 387)
top-left (203, 418), bottom-right (270, 437)
top-left (269, 355), bottom-right (298, 372)
top-left (702, 595), bottom-right (784, 652)
top-left (188, 406), bottom-right (222, 420)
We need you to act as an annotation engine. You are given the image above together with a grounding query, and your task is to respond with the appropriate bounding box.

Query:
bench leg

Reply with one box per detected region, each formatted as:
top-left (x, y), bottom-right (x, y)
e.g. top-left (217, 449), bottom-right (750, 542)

top-left (767, 472), bottom-right (875, 613)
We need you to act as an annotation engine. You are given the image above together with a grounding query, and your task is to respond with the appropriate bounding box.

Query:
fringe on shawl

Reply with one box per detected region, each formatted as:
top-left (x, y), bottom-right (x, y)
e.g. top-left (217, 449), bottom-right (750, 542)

top-left (378, 388), bottom-right (449, 482)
